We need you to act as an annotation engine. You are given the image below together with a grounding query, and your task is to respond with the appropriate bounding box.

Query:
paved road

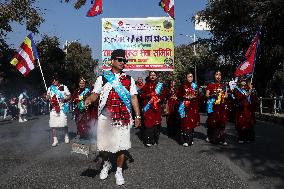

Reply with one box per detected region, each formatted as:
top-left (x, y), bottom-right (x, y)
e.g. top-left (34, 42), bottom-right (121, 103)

top-left (0, 114), bottom-right (283, 189)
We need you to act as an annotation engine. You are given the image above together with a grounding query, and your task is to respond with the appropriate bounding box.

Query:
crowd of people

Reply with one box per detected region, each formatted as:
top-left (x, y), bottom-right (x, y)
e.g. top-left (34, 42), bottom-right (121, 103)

top-left (136, 70), bottom-right (257, 147)
top-left (0, 91), bottom-right (49, 122)
top-left (71, 50), bottom-right (258, 186)
top-left (0, 49), bottom-right (259, 186)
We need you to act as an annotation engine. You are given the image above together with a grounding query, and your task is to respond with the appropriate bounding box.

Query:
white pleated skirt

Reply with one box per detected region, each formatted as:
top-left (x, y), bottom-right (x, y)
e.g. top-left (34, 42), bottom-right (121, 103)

top-left (49, 110), bottom-right (67, 128)
top-left (97, 115), bottom-right (131, 153)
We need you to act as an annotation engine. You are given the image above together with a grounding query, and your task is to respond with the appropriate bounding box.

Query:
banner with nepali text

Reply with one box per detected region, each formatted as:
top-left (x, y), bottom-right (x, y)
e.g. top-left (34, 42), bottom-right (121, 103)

top-left (102, 17), bottom-right (174, 71)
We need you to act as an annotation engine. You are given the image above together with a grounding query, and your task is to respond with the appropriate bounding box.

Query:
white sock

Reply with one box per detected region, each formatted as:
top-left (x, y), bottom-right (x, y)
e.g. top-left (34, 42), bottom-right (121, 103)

top-left (116, 167), bottom-right (122, 173)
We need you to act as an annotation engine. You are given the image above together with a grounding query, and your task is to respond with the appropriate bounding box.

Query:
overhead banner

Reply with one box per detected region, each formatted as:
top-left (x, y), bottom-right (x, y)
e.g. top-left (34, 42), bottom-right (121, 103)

top-left (102, 17), bottom-right (174, 71)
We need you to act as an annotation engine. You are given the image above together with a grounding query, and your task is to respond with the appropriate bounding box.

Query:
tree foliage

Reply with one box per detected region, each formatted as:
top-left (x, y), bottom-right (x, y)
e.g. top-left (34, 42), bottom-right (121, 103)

top-left (63, 41), bottom-right (98, 89)
top-left (63, 0), bottom-right (88, 9)
top-left (0, 0), bottom-right (44, 50)
top-left (0, 35), bottom-right (98, 96)
top-left (38, 36), bottom-right (98, 91)
top-left (0, 1), bottom-right (98, 96)
top-left (171, 43), bottom-right (219, 86)
top-left (198, 0), bottom-right (284, 95)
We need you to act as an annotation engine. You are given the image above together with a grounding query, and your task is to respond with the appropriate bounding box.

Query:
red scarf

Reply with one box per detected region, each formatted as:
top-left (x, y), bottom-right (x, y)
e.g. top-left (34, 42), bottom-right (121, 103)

top-left (51, 95), bottom-right (60, 113)
top-left (106, 74), bottom-right (131, 127)
top-left (148, 81), bottom-right (160, 110)
top-left (50, 85), bottom-right (64, 113)
top-left (183, 82), bottom-right (196, 107)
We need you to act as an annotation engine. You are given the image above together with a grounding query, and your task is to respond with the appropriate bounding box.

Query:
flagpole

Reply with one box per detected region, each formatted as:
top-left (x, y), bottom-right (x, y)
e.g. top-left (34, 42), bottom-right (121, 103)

top-left (37, 58), bottom-right (48, 92)
top-left (251, 31), bottom-right (260, 82)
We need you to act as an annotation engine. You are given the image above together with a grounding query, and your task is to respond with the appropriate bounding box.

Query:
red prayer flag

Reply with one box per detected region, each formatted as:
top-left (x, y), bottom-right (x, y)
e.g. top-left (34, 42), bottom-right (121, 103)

top-left (235, 32), bottom-right (260, 77)
top-left (160, 0), bottom-right (174, 19)
top-left (87, 0), bottom-right (102, 17)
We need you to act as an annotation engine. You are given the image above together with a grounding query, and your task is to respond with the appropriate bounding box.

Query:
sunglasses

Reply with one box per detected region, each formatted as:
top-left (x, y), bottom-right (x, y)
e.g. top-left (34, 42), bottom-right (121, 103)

top-left (115, 58), bottom-right (128, 63)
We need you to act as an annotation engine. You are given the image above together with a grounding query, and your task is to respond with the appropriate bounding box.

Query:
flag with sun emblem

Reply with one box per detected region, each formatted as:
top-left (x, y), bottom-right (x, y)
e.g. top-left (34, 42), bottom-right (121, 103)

top-left (235, 31), bottom-right (260, 77)
top-left (87, 0), bottom-right (102, 17)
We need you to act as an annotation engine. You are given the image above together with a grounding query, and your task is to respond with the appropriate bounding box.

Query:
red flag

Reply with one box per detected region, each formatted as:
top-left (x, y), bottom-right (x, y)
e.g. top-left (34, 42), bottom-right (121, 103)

top-left (87, 0), bottom-right (102, 17)
top-left (235, 32), bottom-right (260, 77)
top-left (160, 0), bottom-right (174, 19)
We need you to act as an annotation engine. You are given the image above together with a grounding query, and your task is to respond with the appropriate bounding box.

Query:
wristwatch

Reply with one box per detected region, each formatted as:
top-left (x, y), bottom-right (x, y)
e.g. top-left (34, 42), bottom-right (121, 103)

top-left (135, 115), bottom-right (141, 119)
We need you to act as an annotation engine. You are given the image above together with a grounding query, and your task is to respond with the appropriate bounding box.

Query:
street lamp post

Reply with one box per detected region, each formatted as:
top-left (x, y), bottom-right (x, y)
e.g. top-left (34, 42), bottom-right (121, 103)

top-left (63, 39), bottom-right (79, 55)
top-left (179, 33), bottom-right (198, 84)
top-left (63, 39), bottom-right (79, 68)
top-left (193, 33), bottom-right (197, 84)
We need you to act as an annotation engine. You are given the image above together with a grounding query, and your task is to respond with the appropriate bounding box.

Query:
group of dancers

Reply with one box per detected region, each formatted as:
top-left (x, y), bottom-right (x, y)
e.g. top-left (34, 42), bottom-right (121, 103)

top-left (46, 49), bottom-right (257, 185)
top-left (137, 70), bottom-right (257, 147)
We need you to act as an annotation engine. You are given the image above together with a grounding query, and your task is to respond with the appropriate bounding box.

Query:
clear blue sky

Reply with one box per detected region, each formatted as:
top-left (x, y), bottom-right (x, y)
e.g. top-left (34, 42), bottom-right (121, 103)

top-left (7, 0), bottom-right (209, 61)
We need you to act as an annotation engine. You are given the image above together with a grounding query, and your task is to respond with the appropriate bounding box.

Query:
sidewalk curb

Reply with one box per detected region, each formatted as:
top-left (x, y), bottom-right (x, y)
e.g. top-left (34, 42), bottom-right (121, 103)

top-left (256, 113), bottom-right (284, 125)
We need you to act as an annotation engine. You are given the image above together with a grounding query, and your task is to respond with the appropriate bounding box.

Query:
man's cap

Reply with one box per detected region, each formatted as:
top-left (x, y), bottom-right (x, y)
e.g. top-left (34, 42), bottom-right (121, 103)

top-left (111, 49), bottom-right (126, 60)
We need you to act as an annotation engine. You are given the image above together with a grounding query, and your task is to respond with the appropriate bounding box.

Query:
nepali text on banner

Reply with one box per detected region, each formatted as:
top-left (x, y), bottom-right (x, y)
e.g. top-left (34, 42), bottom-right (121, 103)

top-left (102, 17), bottom-right (174, 71)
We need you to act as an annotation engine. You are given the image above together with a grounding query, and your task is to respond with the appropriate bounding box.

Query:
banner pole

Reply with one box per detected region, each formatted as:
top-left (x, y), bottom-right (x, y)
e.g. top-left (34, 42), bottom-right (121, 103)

top-left (37, 58), bottom-right (48, 92)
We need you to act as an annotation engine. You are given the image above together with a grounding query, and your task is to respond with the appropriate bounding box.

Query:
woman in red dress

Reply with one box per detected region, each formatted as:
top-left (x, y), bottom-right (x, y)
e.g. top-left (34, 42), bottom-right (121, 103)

top-left (140, 71), bottom-right (167, 147)
top-left (233, 78), bottom-right (257, 143)
top-left (206, 70), bottom-right (228, 145)
top-left (165, 79), bottom-right (180, 139)
top-left (177, 72), bottom-right (200, 146)
top-left (71, 77), bottom-right (92, 138)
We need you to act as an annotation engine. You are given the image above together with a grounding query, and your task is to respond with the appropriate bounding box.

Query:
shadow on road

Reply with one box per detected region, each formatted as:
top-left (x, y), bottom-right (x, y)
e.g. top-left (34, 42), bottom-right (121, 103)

top-left (0, 120), bottom-right (13, 125)
top-left (80, 150), bottom-right (135, 179)
top-left (81, 168), bottom-right (100, 178)
top-left (194, 131), bottom-right (207, 141)
top-left (28, 117), bottom-right (39, 121)
top-left (134, 127), bottom-right (144, 143)
top-left (207, 122), bottom-right (284, 189)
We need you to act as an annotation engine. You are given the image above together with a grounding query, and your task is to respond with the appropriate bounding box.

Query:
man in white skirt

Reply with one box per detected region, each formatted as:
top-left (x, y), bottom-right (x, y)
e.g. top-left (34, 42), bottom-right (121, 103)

top-left (47, 74), bottom-right (71, 147)
top-left (85, 49), bottom-right (141, 186)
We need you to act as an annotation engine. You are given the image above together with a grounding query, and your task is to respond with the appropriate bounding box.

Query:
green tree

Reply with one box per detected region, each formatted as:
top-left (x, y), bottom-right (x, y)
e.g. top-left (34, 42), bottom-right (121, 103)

top-left (63, 0), bottom-right (88, 9)
top-left (0, 0), bottom-right (44, 50)
top-left (37, 36), bottom-right (98, 91)
top-left (63, 41), bottom-right (98, 89)
top-left (0, 35), bottom-right (98, 95)
top-left (36, 35), bottom-right (66, 90)
top-left (198, 0), bottom-right (284, 96)
top-left (172, 43), bottom-right (219, 86)
top-left (0, 1), bottom-right (99, 95)
top-left (0, 0), bottom-right (44, 95)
